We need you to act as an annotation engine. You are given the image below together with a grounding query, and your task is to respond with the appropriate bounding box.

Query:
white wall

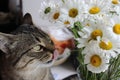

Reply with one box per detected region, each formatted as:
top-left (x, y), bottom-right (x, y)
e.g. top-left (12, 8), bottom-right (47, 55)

top-left (22, 0), bottom-right (52, 28)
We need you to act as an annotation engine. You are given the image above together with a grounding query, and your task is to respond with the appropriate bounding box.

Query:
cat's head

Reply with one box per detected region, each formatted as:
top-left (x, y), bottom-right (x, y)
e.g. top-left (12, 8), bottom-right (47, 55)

top-left (0, 13), bottom-right (57, 68)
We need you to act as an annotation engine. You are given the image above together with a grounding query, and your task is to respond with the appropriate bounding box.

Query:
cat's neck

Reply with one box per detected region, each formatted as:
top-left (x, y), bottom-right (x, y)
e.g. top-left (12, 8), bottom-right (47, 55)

top-left (1, 56), bottom-right (54, 80)
top-left (17, 66), bottom-right (54, 80)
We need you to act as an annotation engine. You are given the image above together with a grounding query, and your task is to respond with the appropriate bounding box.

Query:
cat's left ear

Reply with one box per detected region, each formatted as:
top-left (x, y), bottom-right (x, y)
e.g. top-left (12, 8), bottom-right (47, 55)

top-left (0, 32), bottom-right (14, 54)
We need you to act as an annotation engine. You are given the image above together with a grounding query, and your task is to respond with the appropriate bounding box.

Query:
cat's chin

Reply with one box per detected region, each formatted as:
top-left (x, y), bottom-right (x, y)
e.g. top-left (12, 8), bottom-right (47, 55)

top-left (44, 48), bottom-right (71, 66)
top-left (40, 49), bottom-right (59, 67)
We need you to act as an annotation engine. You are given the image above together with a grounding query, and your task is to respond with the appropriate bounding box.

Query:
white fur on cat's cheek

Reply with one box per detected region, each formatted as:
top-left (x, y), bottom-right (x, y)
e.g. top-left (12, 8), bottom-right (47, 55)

top-left (42, 53), bottom-right (53, 63)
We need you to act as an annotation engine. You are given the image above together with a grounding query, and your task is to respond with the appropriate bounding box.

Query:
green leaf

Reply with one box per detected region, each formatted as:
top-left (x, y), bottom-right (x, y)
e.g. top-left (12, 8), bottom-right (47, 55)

top-left (71, 28), bottom-right (79, 38)
top-left (74, 21), bottom-right (83, 30)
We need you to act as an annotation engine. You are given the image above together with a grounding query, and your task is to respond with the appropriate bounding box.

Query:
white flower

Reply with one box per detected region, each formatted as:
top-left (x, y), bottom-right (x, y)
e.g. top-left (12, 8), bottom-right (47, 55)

top-left (107, 0), bottom-right (120, 17)
top-left (81, 0), bottom-right (111, 20)
top-left (103, 16), bottom-right (120, 42)
top-left (39, 0), bottom-right (61, 20)
top-left (58, 17), bottom-right (74, 28)
top-left (83, 42), bottom-right (109, 73)
top-left (76, 20), bottom-right (105, 48)
top-left (83, 39), bottom-right (120, 58)
top-left (111, 0), bottom-right (120, 4)
top-left (76, 27), bottom-right (91, 48)
top-left (84, 45), bottom-right (109, 73)
top-left (59, 0), bottom-right (85, 28)
top-left (49, 8), bottom-right (61, 23)
top-left (76, 38), bottom-right (89, 48)
top-left (98, 37), bottom-right (120, 58)
top-left (81, 15), bottom-right (109, 27)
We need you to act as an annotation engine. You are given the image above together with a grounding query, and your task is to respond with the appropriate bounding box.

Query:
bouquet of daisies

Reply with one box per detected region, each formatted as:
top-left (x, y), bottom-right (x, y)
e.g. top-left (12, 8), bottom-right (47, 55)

top-left (39, 0), bottom-right (120, 79)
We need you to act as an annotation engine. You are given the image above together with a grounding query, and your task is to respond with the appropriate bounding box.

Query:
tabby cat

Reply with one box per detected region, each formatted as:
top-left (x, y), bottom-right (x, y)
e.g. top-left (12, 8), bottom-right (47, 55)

top-left (0, 13), bottom-right (55, 80)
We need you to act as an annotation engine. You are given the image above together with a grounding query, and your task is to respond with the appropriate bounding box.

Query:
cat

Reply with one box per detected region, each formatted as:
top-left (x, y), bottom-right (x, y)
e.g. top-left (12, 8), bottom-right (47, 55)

top-left (0, 13), bottom-right (55, 80)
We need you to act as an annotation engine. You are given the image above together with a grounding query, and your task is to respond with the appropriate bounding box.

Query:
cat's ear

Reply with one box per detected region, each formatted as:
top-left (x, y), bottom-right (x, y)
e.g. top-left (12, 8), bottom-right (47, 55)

top-left (0, 32), bottom-right (14, 54)
top-left (23, 13), bottom-right (33, 25)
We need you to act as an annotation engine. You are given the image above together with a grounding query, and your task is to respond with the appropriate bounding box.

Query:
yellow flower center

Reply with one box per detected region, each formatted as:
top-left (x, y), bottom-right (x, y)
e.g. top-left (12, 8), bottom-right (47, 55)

top-left (99, 41), bottom-right (113, 50)
top-left (64, 21), bottom-right (70, 25)
top-left (112, 0), bottom-right (119, 4)
top-left (113, 24), bottom-right (120, 34)
top-left (89, 6), bottom-right (100, 14)
top-left (53, 12), bottom-right (60, 20)
top-left (86, 23), bottom-right (90, 26)
top-left (91, 29), bottom-right (103, 40)
top-left (90, 55), bottom-right (102, 67)
top-left (69, 8), bottom-right (78, 18)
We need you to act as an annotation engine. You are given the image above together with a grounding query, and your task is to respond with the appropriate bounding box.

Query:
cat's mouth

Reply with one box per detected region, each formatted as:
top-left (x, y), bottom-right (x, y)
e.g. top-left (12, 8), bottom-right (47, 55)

top-left (43, 49), bottom-right (59, 64)
top-left (44, 48), bottom-right (71, 65)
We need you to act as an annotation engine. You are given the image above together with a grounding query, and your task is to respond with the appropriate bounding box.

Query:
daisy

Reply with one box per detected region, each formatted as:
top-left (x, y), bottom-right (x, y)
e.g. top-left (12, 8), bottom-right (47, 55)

top-left (81, 23), bottom-right (104, 40)
top-left (98, 38), bottom-right (120, 58)
top-left (76, 19), bottom-right (105, 48)
top-left (111, 0), bottom-right (120, 5)
top-left (39, 0), bottom-right (61, 20)
top-left (76, 18), bottom-right (108, 48)
top-left (58, 17), bottom-right (75, 28)
top-left (83, 42), bottom-right (109, 73)
top-left (107, 0), bottom-right (120, 17)
top-left (76, 38), bottom-right (89, 48)
top-left (75, 27), bottom-right (92, 48)
top-left (83, 38), bottom-right (120, 58)
top-left (59, 0), bottom-right (86, 28)
top-left (81, 0), bottom-right (111, 21)
top-left (103, 15), bottom-right (120, 42)
top-left (49, 7), bottom-right (61, 23)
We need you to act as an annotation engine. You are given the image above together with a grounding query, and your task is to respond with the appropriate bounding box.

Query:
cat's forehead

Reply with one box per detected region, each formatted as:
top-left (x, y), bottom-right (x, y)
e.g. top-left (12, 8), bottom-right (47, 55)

top-left (12, 24), bottom-right (40, 34)
top-left (10, 25), bottom-right (54, 52)
top-left (13, 24), bottom-right (50, 39)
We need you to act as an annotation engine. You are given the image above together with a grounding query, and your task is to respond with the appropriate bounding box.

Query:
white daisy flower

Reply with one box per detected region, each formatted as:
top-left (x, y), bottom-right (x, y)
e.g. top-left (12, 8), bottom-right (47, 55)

top-left (98, 37), bottom-right (120, 58)
top-left (39, 0), bottom-right (61, 20)
top-left (76, 27), bottom-right (91, 48)
top-left (81, 0), bottom-right (111, 20)
top-left (82, 14), bottom-right (110, 27)
top-left (59, 0), bottom-right (86, 28)
top-left (49, 8), bottom-right (61, 23)
top-left (76, 20), bottom-right (105, 46)
top-left (103, 16), bottom-right (120, 42)
top-left (83, 42), bottom-right (109, 73)
top-left (58, 17), bottom-right (75, 28)
top-left (76, 38), bottom-right (89, 48)
top-left (111, 0), bottom-right (120, 5)
top-left (107, 0), bottom-right (120, 17)
top-left (83, 38), bottom-right (120, 58)
top-left (76, 19), bottom-right (107, 48)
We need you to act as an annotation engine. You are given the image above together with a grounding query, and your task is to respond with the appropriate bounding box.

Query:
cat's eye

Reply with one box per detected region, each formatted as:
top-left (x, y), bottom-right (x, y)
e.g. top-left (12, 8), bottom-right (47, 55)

top-left (32, 45), bottom-right (43, 52)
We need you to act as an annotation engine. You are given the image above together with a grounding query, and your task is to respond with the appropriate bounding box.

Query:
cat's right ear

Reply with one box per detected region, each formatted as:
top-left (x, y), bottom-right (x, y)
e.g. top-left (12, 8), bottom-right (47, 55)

top-left (23, 13), bottom-right (33, 25)
top-left (0, 32), bottom-right (14, 54)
